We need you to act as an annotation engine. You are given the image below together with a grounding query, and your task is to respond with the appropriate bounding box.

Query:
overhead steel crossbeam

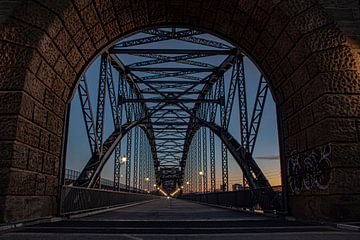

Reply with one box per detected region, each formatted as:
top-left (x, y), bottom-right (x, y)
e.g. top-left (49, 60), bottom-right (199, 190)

top-left (75, 27), bottom-right (273, 196)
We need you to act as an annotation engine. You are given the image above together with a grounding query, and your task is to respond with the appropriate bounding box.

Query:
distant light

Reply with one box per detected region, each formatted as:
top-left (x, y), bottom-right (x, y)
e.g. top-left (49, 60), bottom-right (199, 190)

top-left (167, 196), bottom-right (170, 200)
top-left (145, 177), bottom-right (150, 181)
top-left (186, 181), bottom-right (190, 185)
top-left (121, 156), bottom-right (127, 163)
top-left (153, 184), bottom-right (157, 187)
top-left (180, 186), bottom-right (184, 189)
top-left (199, 171), bottom-right (204, 176)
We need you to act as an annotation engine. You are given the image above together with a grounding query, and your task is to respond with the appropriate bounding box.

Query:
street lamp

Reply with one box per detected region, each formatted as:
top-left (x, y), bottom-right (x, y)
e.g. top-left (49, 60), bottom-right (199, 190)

top-left (121, 155), bottom-right (127, 163)
top-left (199, 171), bottom-right (204, 193)
top-left (145, 177), bottom-right (150, 193)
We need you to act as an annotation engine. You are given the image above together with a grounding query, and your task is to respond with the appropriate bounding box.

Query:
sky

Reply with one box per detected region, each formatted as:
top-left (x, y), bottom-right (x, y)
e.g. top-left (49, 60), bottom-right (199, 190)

top-left (65, 29), bottom-right (281, 189)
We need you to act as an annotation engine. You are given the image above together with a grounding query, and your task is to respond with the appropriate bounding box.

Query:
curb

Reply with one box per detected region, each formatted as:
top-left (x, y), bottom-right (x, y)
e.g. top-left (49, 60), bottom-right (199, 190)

top-left (0, 217), bottom-right (62, 233)
top-left (183, 199), bottom-right (280, 219)
top-left (65, 199), bottom-right (156, 219)
top-left (0, 199), bottom-right (155, 233)
top-left (336, 223), bottom-right (360, 232)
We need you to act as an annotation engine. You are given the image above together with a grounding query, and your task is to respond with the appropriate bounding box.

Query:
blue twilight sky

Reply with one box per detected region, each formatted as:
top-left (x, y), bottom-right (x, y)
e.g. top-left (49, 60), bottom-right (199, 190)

top-left (65, 30), bottom-right (281, 188)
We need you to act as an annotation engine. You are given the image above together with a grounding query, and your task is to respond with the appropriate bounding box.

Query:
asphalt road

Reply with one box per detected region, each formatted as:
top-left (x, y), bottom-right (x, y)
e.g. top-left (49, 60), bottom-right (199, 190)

top-left (1, 198), bottom-right (359, 240)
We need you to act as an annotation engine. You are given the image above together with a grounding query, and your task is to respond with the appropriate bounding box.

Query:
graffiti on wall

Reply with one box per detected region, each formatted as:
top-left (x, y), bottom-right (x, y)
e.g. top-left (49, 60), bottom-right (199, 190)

top-left (287, 144), bottom-right (332, 194)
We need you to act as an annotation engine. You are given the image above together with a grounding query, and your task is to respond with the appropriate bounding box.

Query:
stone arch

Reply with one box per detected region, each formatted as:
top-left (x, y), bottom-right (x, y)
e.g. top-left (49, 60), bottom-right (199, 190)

top-left (0, 0), bottom-right (359, 222)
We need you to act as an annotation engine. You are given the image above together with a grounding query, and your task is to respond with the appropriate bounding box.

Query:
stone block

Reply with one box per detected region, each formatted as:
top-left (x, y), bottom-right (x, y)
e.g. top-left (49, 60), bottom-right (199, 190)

top-left (2, 195), bottom-right (57, 223)
top-left (147, 0), bottom-right (166, 24)
top-left (0, 168), bottom-right (10, 196)
top-left (11, 143), bottom-right (29, 170)
top-left (0, 41), bottom-right (33, 68)
top-left (313, 46), bottom-right (358, 72)
top-left (73, 0), bottom-right (92, 11)
top-left (16, 118), bottom-right (41, 148)
top-left (38, 35), bottom-right (61, 67)
top-left (290, 65), bottom-right (311, 92)
top-left (88, 23), bottom-right (106, 45)
top-left (306, 118), bottom-right (357, 148)
top-left (53, 96), bottom-right (66, 118)
top-left (61, 65), bottom-right (77, 87)
top-left (0, 19), bottom-right (43, 47)
top-left (214, 10), bottom-right (233, 35)
top-left (45, 175), bottom-right (58, 196)
top-left (54, 28), bottom-right (74, 56)
top-left (13, 1), bottom-right (59, 34)
top-left (7, 170), bottom-right (36, 195)
top-left (36, 61), bottom-right (56, 88)
top-left (302, 71), bottom-right (360, 105)
top-left (305, 24), bottom-right (347, 52)
top-left (330, 143), bottom-right (360, 168)
top-left (52, 76), bottom-right (67, 99)
top-left (28, 148), bottom-right (44, 173)
top-left (80, 4), bottom-right (100, 29)
top-left (299, 104), bottom-right (314, 130)
top-left (278, 0), bottom-right (317, 17)
top-left (237, 0), bottom-right (257, 13)
top-left (274, 32), bottom-right (294, 59)
top-left (288, 194), bottom-right (360, 221)
top-left (39, 130), bottom-right (50, 151)
top-left (200, 10), bottom-right (217, 29)
top-left (47, 112), bottom-right (64, 137)
top-left (35, 174), bottom-right (46, 196)
top-left (23, 72), bottom-right (46, 103)
top-left (71, 25), bottom-right (89, 47)
top-left (166, 1), bottom-right (183, 23)
top-left (266, 6), bottom-right (290, 39)
top-left (0, 116), bottom-right (18, 141)
top-left (0, 143), bottom-right (28, 170)
top-left (33, 104), bottom-right (47, 128)
top-left (293, 5), bottom-right (332, 34)
top-left (79, 38), bottom-right (96, 61)
top-left (49, 134), bottom-right (61, 155)
top-left (312, 94), bottom-right (360, 121)
top-left (286, 114), bottom-right (301, 137)
top-left (44, 89), bottom-right (55, 112)
top-left (0, 92), bottom-right (22, 115)
top-left (0, 66), bottom-right (26, 90)
top-left (288, 39), bottom-right (311, 71)
top-left (250, 6), bottom-right (269, 32)
top-left (43, 153), bottom-right (58, 175)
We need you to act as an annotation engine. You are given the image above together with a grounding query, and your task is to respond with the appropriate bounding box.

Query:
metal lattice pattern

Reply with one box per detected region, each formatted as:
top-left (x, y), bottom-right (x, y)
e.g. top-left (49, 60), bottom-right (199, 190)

top-left (73, 27), bottom-right (273, 199)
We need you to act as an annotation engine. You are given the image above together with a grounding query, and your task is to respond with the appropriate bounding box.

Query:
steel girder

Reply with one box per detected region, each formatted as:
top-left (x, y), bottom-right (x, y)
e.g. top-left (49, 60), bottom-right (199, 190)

top-left (248, 76), bottom-right (269, 155)
top-left (78, 75), bottom-right (99, 155)
top-left (95, 53), bottom-right (108, 156)
top-left (74, 117), bottom-right (273, 193)
top-left (75, 27), bottom-right (272, 196)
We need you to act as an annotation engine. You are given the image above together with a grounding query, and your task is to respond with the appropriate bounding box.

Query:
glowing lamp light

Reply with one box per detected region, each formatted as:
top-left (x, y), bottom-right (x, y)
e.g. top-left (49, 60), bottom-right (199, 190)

top-left (186, 181), bottom-right (190, 185)
top-left (121, 156), bottom-right (127, 163)
top-left (145, 177), bottom-right (150, 181)
top-left (199, 171), bottom-right (204, 176)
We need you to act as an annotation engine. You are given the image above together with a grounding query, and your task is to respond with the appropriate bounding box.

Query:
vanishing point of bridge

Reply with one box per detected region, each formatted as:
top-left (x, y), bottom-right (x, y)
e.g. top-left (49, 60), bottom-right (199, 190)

top-left (0, 0), bottom-right (359, 239)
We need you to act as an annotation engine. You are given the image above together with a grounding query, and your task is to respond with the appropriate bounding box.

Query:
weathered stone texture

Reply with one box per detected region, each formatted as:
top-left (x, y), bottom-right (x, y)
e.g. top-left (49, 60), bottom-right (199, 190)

top-left (0, 0), bottom-right (359, 223)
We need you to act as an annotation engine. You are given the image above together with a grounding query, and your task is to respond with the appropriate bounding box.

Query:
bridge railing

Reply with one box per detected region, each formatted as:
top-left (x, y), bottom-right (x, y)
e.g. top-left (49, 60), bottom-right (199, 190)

top-left (60, 186), bottom-right (159, 215)
top-left (64, 168), bottom-right (145, 193)
top-left (180, 186), bottom-right (284, 214)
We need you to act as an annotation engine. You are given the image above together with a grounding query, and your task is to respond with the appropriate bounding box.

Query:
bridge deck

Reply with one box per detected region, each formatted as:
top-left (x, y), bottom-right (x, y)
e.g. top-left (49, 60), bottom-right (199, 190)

top-left (1, 198), bottom-right (359, 240)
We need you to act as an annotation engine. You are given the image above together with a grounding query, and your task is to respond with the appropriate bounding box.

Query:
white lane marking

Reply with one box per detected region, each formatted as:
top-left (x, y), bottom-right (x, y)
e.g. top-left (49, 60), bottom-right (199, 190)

top-left (122, 234), bottom-right (144, 240)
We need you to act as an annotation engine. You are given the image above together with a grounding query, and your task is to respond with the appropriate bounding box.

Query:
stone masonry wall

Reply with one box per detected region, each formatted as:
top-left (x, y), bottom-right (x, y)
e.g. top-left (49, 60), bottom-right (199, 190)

top-left (0, 0), bottom-right (359, 222)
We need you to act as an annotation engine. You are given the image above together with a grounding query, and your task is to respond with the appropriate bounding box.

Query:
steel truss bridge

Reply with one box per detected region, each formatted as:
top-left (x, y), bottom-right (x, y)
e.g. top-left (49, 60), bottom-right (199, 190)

top-left (72, 27), bottom-right (276, 208)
